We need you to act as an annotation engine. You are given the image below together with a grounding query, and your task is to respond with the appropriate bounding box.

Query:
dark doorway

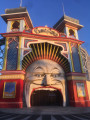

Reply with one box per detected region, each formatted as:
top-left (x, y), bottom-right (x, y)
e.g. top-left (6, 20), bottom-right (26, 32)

top-left (31, 89), bottom-right (63, 106)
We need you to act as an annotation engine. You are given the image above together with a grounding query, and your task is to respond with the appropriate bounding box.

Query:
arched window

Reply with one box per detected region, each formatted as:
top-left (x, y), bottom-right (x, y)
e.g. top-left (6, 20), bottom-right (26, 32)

top-left (69, 29), bottom-right (75, 38)
top-left (12, 21), bottom-right (20, 31)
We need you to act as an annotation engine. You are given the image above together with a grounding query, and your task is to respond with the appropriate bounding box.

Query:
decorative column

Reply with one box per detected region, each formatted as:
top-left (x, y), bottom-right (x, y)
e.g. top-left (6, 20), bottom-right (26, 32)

top-left (2, 37), bottom-right (8, 70)
top-left (17, 37), bottom-right (22, 70)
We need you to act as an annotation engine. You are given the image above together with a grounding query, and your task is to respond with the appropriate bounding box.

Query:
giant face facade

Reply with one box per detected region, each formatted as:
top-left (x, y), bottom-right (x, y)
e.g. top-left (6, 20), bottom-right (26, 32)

top-left (25, 59), bottom-right (67, 107)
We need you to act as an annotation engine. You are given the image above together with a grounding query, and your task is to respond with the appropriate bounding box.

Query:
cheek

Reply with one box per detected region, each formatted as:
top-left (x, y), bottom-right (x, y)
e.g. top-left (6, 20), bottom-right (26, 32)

top-left (27, 76), bottom-right (40, 80)
top-left (27, 76), bottom-right (43, 83)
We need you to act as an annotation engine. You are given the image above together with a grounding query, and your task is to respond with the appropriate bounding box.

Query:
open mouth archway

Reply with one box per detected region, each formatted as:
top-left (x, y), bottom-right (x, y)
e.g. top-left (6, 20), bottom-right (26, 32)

top-left (31, 88), bottom-right (63, 106)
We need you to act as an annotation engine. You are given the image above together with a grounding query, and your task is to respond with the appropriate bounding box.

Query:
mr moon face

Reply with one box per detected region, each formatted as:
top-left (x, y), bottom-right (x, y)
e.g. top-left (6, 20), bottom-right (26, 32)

top-left (25, 59), bottom-right (66, 107)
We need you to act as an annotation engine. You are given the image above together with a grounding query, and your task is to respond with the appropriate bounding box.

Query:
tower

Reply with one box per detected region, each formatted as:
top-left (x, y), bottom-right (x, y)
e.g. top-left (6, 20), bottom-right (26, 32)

top-left (0, 7), bottom-right (33, 108)
top-left (53, 15), bottom-right (83, 39)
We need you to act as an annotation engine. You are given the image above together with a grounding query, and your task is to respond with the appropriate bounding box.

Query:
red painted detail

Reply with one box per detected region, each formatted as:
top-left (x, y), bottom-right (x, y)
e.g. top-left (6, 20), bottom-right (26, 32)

top-left (0, 79), bottom-right (23, 108)
top-left (55, 42), bottom-right (67, 51)
top-left (66, 72), bottom-right (86, 76)
top-left (0, 102), bottom-right (23, 108)
top-left (0, 70), bottom-right (25, 75)
top-left (30, 86), bottom-right (63, 107)
top-left (0, 32), bottom-right (84, 44)
top-left (24, 39), bottom-right (38, 48)
top-left (67, 80), bottom-right (89, 107)
top-left (69, 101), bottom-right (90, 107)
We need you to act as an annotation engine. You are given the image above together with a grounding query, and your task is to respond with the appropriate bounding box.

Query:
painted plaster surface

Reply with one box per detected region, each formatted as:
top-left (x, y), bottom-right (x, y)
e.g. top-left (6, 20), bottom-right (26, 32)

top-left (25, 59), bottom-right (66, 107)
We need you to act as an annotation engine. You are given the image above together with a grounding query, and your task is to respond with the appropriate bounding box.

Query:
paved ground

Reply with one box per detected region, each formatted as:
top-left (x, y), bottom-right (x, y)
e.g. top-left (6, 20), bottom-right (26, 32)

top-left (0, 107), bottom-right (90, 120)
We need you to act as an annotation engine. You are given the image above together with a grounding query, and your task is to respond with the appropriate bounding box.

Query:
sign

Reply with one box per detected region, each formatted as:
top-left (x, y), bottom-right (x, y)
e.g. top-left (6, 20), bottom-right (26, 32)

top-left (76, 83), bottom-right (86, 97)
top-left (32, 27), bottom-right (60, 37)
top-left (3, 82), bottom-right (16, 98)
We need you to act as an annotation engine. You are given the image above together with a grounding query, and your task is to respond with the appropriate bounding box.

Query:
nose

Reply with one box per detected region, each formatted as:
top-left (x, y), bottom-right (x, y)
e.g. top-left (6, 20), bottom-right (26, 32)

top-left (42, 74), bottom-right (51, 86)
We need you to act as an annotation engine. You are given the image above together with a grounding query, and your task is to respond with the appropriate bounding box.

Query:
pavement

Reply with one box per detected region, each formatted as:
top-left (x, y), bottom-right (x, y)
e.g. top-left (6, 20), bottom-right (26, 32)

top-left (0, 107), bottom-right (90, 115)
top-left (0, 107), bottom-right (90, 120)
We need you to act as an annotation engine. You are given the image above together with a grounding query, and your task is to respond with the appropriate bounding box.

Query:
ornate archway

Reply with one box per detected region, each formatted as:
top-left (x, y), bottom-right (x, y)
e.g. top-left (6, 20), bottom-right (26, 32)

top-left (22, 42), bottom-right (70, 107)
top-left (22, 42), bottom-right (70, 73)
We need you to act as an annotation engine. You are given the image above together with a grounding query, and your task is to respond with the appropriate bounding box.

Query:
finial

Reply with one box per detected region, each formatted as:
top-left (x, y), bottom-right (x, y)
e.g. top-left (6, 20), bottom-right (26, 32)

top-left (60, 0), bottom-right (65, 15)
top-left (62, 2), bottom-right (65, 15)
top-left (20, 0), bottom-right (22, 7)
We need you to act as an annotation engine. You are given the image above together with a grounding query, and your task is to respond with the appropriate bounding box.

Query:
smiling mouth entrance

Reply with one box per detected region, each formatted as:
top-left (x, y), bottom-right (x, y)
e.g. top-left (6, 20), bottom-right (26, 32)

top-left (31, 88), bottom-right (63, 106)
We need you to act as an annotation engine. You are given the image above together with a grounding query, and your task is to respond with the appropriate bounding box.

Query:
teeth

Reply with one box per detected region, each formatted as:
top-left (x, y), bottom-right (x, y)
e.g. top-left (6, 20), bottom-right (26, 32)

top-left (35, 87), bottom-right (57, 91)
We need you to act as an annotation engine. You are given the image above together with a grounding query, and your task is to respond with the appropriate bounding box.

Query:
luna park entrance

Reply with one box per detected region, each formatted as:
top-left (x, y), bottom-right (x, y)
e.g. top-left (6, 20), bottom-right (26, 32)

top-left (31, 89), bottom-right (63, 106)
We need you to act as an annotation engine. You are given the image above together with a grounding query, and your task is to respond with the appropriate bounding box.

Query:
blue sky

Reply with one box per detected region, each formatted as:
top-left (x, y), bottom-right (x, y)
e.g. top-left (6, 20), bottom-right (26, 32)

top-left (0, 0), bottom-right (90, 55)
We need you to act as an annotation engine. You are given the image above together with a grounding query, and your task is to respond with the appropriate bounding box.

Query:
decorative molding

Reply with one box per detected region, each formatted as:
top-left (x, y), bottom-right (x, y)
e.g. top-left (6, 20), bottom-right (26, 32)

top-left (67, 76), bottom-right (86, 81)
top-left (32, 27), bottom-right (60, 37)
top-left (69, 42), bottom-right (75, 72)
top-left (0, 74), bottom-right (25, 80)
top-left (0, 102), bottom-right (23, 104)
top-left (0, 70), bottom-right (25, 75)
top-left (1, 32), bottom-right (84, 44)
top-left (2, 38), bottom-right (8, 70)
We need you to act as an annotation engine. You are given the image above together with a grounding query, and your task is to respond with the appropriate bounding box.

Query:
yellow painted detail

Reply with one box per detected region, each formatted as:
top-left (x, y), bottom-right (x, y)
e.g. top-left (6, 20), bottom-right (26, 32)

top-left (17, 37), bottom-right (21, 70)
top-left (33, 44), bottom-right (38, 58)
top-left (32, 27), bottom-right (59, 37)
top-left (24, 57), bottom-right (30, 64)
top-left (86, 81), bottom-right (90, 100)
top-left (2, 38), bottom-right (8, 70)
top-left (30, 45), bottom-right (35, 59)
top-left (78, 44), bottom-right (84, 73)
top-left (40, 43), bottom-right (43, 57)
top-left (49, 44), bottom-right (52, 58)
top-left (67, 76), bottom-right (86, 81)
top-left (37, 44), bottom-right (40, 56)
top-left (27, 54), bottom-right (32, 63)
top-left (68, 27), bottom-right (76, 37)
top-left (69, 42), bottom-right (75, 72)
top-left (0, 74), bottom-right (25, 80)
top-left (52, 45), bottom-right (56, 58)
top-left (29, 52), bottom-right (33, 62)
top-left (47, 43), bottom-right (49, 57)
top-left (54, 46), bottom-right (59, 59)
top-left (44, 42), bottom-right (46, 57)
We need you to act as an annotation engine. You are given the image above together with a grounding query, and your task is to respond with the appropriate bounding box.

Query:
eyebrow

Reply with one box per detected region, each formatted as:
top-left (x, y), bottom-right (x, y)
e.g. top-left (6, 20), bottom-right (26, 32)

top-left (51, 68), bottom-right (60, 71)
top-left (33, 66), bottom-right (44, 71)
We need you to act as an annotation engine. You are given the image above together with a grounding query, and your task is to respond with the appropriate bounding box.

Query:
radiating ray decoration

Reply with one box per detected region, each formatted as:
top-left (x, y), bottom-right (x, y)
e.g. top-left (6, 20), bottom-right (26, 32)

top-left (22, 42), bottom-right (70, 73)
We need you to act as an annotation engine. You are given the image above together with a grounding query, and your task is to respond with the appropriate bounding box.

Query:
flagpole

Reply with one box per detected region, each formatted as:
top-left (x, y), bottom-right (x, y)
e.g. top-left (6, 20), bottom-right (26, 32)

top-left (62, 1), bottom-right (65, 15)
top-left (60, 0), bottom-right (65, 15)
top-left (20, 0), bottom-right (22, 7)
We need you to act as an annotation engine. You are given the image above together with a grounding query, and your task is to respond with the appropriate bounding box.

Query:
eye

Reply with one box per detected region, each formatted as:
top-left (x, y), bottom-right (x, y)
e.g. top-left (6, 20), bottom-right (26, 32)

top-left (34, 73), bottom-right (45, 77)
top-left (51, 73), bottom-right (61, 78)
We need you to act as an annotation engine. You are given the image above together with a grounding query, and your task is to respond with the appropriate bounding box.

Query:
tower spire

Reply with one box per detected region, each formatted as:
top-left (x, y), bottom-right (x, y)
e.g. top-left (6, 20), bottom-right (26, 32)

top-left (62, 1), bottom-right (65, 15)
top-left (60, 0), bottom-right (65, 15)
top-left (20, 0), bottom-right (22, 7)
